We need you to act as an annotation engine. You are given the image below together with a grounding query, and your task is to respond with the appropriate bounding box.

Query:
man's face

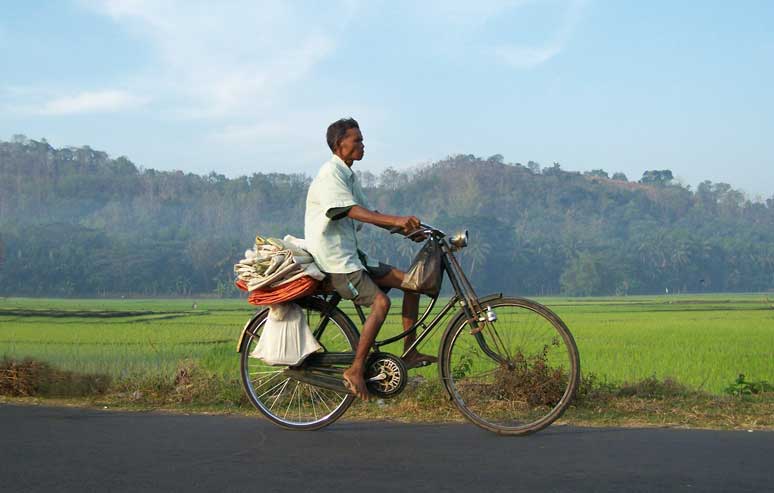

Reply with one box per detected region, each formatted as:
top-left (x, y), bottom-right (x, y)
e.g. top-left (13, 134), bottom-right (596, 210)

top-left (335, 128), bottom-right (365, 164)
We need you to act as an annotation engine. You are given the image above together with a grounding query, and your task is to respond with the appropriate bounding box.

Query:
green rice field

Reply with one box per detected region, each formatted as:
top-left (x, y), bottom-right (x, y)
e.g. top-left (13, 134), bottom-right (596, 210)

top-left (1, 294), bottom-right (772, 394)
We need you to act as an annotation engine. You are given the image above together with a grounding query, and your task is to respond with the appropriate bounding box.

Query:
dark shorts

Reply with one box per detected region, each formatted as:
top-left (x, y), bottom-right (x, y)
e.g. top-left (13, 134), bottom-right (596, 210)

top-left (328, 261), bottom-right (393, 307)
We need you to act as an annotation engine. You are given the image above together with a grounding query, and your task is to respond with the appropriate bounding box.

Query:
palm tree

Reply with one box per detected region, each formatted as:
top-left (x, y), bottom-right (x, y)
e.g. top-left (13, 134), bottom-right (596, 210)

top-left (670, 242), bottom-right (691, 271)
top-left (396, 238), bottom-right (418, 265)
top-left (463, 237), bottom-right (491, 277)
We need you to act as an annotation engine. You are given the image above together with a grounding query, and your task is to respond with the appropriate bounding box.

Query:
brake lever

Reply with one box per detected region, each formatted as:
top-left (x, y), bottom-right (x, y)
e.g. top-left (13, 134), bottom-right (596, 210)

top-left (388, 226), bottom-right (428, 242)
top-left (391, 223), bottom-right (441, 238)
top-left (406, 228), bottom-right (430, 239)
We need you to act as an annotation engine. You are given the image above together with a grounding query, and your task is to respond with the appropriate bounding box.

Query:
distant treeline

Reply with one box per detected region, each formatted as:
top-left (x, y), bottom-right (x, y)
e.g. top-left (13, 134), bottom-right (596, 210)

top-left (1, 136), bottom-right (773, 297)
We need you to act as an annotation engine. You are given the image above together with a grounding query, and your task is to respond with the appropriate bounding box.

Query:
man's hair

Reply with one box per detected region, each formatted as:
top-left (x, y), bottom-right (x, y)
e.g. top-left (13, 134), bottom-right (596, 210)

top-left (326, 118), bottom-right (360, 152)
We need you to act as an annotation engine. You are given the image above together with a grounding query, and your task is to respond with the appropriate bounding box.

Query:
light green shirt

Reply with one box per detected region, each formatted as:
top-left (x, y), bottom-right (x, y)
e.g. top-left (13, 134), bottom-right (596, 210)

top-left (304, 155), bottom-right (376, 274)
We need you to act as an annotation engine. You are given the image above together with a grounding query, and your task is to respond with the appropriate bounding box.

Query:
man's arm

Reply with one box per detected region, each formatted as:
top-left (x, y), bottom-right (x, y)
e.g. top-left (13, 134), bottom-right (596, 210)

top-left (347, 205), bottom-right (420, 234)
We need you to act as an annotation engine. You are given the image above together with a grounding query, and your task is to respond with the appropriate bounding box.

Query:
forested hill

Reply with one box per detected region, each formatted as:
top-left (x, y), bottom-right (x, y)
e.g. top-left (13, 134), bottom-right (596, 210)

top-left (1, 137), bottom-right (773, 297)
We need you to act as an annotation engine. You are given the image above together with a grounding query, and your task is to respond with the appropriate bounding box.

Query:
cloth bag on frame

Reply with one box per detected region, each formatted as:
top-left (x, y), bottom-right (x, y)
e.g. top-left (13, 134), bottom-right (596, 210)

top-left (400, 240), bottom-right (442, 297)
top-left (250, 303), bottom-right (321, 365)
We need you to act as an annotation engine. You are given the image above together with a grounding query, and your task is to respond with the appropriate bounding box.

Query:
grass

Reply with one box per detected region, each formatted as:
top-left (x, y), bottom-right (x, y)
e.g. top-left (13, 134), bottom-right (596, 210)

top-left (332, 293), bottom-right (773, 394)
top-left (1, 293), bottom-right (772, 429)
top-left (2, 363), bottom-right (771, 431)
top-left (548, 295), bottom-right (774, 393)
top-left (0, 298), bottom-right (245, 380)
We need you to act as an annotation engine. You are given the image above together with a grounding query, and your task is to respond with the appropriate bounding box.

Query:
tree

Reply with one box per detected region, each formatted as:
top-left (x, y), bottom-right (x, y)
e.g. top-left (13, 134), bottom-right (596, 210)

top-left (1, 137), bottom-right (771, 297)
top-left (462, 236), bottom-right (491, 276)
top-left (560, 253), bottom-right (604, 296)
top-left (612, 172), bottom-right (628, 181)
top-left (640, 169), bottom-right (674, 185)
top-left (357, 170), bottom-right (378, 188)
top-left (396, 237), bottom-right (418, 264)
top-left (379, 167), bottom-right (401, 190)
top-left (542, 162), bottom-right (562, 176)
top-left (585, 169), bottom-right (609, 179)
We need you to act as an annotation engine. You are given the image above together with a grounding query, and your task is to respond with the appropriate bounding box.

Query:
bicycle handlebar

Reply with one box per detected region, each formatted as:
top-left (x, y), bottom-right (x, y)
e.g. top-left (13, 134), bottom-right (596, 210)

top-left (389, 222), bottom-right (446, 239)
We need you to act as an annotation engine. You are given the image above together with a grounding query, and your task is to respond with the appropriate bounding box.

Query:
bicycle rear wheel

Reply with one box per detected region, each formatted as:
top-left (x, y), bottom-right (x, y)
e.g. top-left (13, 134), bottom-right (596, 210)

top-left (239, 297), bottom-right (358, 430)
top-left (440, 297), bottom-right (580, 435)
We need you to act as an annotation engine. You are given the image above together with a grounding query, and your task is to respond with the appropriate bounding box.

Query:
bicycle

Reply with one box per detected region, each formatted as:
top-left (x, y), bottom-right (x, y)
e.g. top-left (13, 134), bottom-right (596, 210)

top-left (236, 224), bottom-right (580, 435)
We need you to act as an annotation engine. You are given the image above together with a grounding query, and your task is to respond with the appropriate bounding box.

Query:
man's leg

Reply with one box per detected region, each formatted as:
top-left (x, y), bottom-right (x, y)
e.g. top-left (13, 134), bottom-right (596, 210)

top-left (374, 268), bottom-right (438, 368)
top-left (342, 291), bottom-right (390, 400)
top-left (400, 291), bottom-right (437, 367)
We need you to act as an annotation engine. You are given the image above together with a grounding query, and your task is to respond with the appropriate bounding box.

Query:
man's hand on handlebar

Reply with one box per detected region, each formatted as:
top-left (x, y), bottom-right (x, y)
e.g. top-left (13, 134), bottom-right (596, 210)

top-left (348, 206), bottom-right (425, 240)
top-left (392, 216), bottom-right (428, 242)
top-left (394, 215), bottom-right (421, 235)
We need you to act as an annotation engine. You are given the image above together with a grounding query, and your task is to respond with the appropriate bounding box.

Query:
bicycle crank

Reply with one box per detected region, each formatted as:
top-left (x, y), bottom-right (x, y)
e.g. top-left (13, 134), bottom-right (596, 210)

top-left (365, 352), bottom-right (407, 398)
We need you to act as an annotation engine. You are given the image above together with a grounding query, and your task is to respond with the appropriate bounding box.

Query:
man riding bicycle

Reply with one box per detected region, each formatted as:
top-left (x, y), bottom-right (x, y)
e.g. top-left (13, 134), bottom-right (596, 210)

top-left (304, 117), bottom-right (436, 400)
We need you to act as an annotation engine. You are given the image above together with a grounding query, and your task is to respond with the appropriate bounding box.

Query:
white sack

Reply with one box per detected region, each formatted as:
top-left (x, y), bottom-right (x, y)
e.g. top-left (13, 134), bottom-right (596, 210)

top-left (250, 303), bottom-right (322, 366)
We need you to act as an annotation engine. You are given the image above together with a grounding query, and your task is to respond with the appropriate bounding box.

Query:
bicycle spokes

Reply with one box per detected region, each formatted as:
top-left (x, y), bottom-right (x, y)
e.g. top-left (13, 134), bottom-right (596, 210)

top-left (443, 299), bottom-right (579, 434)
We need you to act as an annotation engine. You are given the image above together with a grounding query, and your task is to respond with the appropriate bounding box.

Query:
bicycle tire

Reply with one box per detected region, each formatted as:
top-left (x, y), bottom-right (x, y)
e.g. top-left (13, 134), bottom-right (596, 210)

top-left (440, 297), bottom-right (580, 435)
top-left (239, 297), bottom-right (358, 431)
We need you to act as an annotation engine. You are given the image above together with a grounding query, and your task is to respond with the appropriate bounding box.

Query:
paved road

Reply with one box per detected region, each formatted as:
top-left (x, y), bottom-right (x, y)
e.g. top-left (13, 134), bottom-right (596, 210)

top-left (1, 404), bottom-right (771, 492)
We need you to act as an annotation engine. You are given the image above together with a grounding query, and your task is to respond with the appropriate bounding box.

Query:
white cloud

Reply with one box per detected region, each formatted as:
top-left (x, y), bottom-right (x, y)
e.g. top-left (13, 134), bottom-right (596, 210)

top-left (206, 105), bottom-right (392, 176)
top-left (82, 0), bottom-right (347, 118)
top-left (212, 122), bottom-right (293, 143)
top-left (209, 108), bottom-right (371, 149)
top-left (493, 43), bottom-right (563, 69)
top-left (39, 90), bottom-right (149, 115)
top-left (390, 0), bottom-right (585, 69)
top-left (492, 0), bottom-right (587, 69)
top-left (418, 0), bottom-right (530, 27)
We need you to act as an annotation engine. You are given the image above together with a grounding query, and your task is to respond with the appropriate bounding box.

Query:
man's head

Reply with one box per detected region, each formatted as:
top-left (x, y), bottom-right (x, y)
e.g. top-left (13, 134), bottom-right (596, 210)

top-left (327, 118), bottom-right (364, 164)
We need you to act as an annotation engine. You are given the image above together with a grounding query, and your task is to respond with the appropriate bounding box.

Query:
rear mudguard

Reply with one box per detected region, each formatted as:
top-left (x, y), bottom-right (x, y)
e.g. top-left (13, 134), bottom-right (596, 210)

top-left (437, 293), bottom-right (503, 397)
top-left (235, 308), bottom-right (269, 352)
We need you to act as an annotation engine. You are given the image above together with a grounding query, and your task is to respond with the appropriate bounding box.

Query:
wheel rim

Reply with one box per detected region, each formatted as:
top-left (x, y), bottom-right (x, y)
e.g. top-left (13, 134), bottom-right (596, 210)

top-left (241, 306), bottom-right (355, 428)
top-left (445, 301), bottom-right (577, 432)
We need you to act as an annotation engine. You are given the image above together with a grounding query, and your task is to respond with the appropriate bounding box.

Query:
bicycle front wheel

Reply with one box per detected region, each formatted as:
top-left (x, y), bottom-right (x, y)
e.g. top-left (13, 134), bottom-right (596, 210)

top-left (239, 297), bottom-right (358, 431)
top-left (440, 297), bottom-right (580, 435)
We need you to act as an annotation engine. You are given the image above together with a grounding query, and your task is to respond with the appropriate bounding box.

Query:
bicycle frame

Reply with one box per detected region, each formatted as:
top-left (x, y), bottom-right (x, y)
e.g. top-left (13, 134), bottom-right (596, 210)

top-left (315, 230), bottom-right (509, 364)
top-left (235, 226), bottom-right (513, 397)
top-left (236, 225), bottom-right (509, 368)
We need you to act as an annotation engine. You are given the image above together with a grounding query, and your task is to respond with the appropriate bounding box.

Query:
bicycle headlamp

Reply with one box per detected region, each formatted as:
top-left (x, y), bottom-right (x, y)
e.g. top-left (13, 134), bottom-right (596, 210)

top-left (449, 230), bottom-right (468, 250)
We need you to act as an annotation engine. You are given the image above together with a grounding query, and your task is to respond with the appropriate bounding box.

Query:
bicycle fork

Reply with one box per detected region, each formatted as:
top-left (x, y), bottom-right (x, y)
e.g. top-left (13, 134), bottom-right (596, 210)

top-left (441, 243), bottom-right (511, 367)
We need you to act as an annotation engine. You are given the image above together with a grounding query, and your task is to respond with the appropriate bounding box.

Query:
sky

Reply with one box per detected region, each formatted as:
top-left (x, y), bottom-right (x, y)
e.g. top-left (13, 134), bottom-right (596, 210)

top-left (1, 1), bottom-right (773, 197)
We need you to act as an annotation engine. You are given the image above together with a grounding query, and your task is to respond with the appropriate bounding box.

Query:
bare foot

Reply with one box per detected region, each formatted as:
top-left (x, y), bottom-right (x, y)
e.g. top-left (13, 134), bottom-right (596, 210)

top-left (342, 367), bottom-right (369, 400)
top-left (402, 350), bottom-right (438, 369)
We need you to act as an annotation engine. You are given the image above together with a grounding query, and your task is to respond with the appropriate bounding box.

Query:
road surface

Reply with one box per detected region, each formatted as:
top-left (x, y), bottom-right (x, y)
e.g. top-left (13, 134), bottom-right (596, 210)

top-left (1, 404), bottom-right (771, 492)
